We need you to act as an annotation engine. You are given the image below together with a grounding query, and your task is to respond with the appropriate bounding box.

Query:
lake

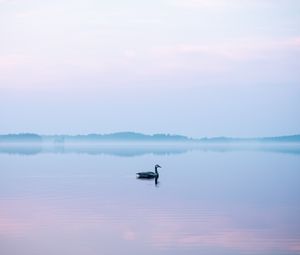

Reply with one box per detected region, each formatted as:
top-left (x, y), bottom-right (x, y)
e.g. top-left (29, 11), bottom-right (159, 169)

top-left (0, 144), bottom-right (300, 255)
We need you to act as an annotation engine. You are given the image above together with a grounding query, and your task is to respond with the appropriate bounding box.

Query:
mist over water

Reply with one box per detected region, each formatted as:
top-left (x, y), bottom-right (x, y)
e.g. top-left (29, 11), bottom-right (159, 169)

top-left (1, 144), bottom-right (299, 255)
top-left (1, 143), bottom-right (300, 156)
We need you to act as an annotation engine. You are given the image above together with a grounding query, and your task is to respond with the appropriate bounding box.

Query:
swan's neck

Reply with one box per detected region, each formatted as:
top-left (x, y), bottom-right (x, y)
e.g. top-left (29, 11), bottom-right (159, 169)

top-left (155, 167), bottom-right (159, 174)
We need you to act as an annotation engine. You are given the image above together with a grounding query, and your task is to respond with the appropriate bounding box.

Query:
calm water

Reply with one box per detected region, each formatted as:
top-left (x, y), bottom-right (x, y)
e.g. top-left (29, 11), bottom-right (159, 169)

top-left (0, 144), bottom-right (300, 255)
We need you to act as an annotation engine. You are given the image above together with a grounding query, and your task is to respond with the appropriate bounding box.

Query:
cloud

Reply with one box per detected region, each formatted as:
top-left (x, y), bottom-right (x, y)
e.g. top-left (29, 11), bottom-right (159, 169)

top-left (0, 54), bottom-right (32, 69)
top-left (168, 0), bottom-right (256, 10)
top-left (1, 36), bottom-right (299, 89)
top-left (168, 0), bottom-right (287, 10)
top-left (162, 36), bottom-right (300, 59)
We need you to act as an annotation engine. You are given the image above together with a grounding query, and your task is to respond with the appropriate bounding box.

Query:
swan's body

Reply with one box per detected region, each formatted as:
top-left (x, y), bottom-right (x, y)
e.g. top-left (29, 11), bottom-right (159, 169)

top-left (137, 164), bottom-right (161, 179)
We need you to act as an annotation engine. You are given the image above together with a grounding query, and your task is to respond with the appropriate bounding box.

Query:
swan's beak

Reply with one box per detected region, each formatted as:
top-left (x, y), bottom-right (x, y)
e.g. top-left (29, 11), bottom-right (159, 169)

top-left (158, 165), bottom-right (162, 168)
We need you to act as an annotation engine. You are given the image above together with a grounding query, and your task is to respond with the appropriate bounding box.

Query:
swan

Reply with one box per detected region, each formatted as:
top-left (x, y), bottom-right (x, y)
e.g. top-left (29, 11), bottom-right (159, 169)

top-left (136, 164), bottom-right (161, 179)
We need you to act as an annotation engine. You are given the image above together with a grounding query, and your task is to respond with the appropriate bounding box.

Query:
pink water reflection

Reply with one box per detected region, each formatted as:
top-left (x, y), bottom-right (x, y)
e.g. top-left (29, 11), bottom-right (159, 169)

top-left (1, 196), bottom-right (299, 255)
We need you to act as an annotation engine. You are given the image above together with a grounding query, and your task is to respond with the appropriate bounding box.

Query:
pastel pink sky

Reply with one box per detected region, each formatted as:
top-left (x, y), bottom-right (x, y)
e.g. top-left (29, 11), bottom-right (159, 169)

top-left (0, 0), bottom-right (299, 136)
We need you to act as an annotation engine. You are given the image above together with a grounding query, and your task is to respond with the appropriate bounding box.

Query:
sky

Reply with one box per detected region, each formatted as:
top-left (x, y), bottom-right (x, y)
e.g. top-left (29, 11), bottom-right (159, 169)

top-left (0, 0), bottom-right (299, 137)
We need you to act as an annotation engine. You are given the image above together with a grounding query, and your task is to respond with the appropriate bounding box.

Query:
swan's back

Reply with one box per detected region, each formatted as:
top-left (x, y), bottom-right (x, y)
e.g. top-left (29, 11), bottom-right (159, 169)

top-left (136, 171), bottom-right (157, 178)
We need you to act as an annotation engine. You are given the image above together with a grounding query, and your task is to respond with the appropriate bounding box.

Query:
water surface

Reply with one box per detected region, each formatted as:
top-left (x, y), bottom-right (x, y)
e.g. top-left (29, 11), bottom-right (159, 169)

top-left (0, 144), bottom-right (300, 255)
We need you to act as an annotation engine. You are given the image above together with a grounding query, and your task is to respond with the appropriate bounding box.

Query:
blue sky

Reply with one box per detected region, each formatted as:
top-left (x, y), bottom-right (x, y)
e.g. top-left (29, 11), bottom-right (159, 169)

top-left (0, 0), bottom-right (299, 137)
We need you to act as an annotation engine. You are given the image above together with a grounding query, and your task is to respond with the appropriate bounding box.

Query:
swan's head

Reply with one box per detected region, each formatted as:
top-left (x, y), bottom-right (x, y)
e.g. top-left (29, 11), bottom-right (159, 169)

top-left (155, 164), bottom-right (162, 168)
